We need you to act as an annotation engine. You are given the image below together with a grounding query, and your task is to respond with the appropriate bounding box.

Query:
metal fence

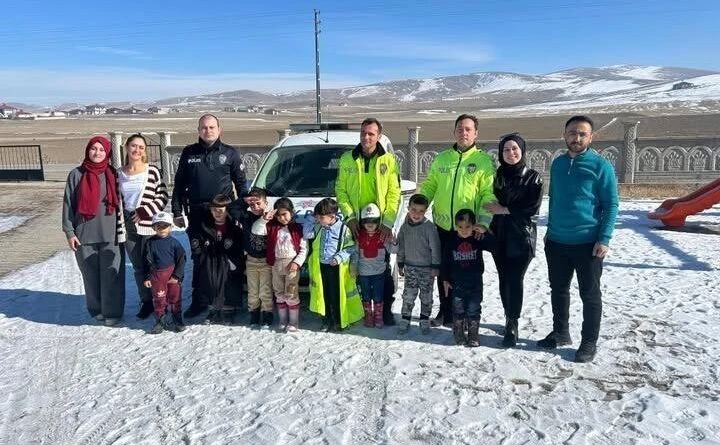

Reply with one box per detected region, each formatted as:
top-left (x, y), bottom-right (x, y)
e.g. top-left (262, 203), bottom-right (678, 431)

top-left (0, 145), bottom-right (44, 181)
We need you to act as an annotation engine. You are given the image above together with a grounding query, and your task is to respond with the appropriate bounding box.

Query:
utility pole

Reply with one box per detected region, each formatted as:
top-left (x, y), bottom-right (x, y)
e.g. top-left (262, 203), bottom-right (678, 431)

top-left (314, 9), bottom-right (321, 124)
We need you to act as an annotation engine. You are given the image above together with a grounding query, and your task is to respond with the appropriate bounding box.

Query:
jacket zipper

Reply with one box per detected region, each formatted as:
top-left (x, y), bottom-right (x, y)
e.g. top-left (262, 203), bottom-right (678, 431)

top-left (450, 150), bottom-right (464, 225)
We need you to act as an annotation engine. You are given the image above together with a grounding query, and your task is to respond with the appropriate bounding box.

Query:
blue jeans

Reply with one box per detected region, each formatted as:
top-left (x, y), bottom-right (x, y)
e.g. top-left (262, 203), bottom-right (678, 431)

top-left (358, 273), bottom-right (385, 303)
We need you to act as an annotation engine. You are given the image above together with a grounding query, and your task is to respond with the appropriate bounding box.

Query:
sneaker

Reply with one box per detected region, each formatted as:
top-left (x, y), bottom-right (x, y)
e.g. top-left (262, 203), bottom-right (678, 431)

top-left (319, 321), bottom-right (330, 332)
top-left (93, 314), bottom-right (105, 322)
top-left (184, 303), bottom-right (208, 319)
top-left (419, 319), bottom-right (431, 335)
top-left (136, 302), bottom-right (154, 320)
top-left (171, 313), bottom-right (186, 332)
top-left (574, 341), bottom-right (597, 363)
top-left (537, 331), bottom-right (572, 349)
top-left (103, 318), bottom-right (121, 327)
top-left (286, 325), bottom-right (299, 333)
top-left (397, 318), bottom-right (410, 334)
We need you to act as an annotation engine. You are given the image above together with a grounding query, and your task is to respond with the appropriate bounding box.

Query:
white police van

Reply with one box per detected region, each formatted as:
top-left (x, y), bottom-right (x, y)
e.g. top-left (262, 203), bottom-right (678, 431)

top-left (251, 122), bottom-right (416, 288)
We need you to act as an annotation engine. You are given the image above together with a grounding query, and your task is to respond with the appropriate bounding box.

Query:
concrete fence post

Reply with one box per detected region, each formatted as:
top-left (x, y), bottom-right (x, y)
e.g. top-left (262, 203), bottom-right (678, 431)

top-left (157, 131), bottom-right (175, 185)
top-left (108, 131), bottom-right (123, 169)
top-left (277, 129), bottom-right (291, 141)
top-left (622, 121), bottom-right (640, 184)
top-left (408, 126), bottom-right (421, 183)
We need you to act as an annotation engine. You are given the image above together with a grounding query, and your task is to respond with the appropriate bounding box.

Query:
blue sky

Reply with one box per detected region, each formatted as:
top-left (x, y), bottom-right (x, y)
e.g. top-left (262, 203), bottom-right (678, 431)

top-left (2, 0), bottom-right (719, 105)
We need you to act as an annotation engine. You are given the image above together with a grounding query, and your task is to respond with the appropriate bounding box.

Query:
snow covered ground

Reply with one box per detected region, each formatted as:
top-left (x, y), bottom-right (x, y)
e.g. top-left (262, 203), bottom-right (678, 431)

top-left (1, 200), bottom-right (719, 444)
top-left (0, 213), bottom-right (29, 234)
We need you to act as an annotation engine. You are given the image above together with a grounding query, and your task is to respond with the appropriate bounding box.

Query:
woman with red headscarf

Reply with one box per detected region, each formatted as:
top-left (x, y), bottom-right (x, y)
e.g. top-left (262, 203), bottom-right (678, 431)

top-left (62, 136), bottom-right (127, 326)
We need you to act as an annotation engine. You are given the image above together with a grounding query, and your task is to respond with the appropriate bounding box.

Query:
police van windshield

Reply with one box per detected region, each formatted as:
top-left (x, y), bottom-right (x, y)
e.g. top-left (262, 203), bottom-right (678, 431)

top-left (253, 145), bottom-right (353, 197)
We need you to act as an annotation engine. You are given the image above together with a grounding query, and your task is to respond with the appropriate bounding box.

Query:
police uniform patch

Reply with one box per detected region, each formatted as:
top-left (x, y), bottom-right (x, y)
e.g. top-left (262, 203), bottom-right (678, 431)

top-left (466, 163), bottom-right (477, 174)
top-left (218, 154), bottom-right (227, 165)
top-left (379, 163), bottom-right (387, 175)
top-left (224, 239), bottom-right (233, 249)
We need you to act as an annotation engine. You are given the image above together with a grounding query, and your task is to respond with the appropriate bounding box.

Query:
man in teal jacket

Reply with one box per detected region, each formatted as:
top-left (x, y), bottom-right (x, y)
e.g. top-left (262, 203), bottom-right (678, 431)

top-left (537, 115), bottom-right (619, 363)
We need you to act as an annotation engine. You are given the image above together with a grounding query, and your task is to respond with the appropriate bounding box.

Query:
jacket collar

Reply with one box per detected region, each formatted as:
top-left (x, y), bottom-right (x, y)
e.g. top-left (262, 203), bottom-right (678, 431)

top-left (352, 142), bottom-right (387, 160)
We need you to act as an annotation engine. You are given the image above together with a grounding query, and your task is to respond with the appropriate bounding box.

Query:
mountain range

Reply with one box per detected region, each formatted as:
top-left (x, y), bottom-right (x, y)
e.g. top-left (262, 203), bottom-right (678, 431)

top-left (10, 65), bottom-right (720, 114)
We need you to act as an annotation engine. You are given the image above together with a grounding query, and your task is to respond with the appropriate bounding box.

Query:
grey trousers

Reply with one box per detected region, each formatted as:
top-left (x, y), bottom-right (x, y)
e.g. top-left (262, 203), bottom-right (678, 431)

top-left (75, 242), bottom-right (126, 319)
top-left (124, 220), bottom-right (152, 304)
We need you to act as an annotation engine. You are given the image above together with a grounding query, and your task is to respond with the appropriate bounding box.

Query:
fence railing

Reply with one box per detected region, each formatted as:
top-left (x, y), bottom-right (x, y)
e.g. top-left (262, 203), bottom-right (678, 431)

top-left (0, 145), bottom-right (45, 181)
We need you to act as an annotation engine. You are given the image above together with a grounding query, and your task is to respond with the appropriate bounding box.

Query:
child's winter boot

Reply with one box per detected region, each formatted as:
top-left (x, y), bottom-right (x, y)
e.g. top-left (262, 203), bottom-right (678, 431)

top-left (362, 301), bottom-right (374, 327)
top-left (150, 315), bottom-right (166, 334)
top-left (373, 302), bottom-right (384, 328)
top-left (277, 302), bottom-right (289, 332)
top-left (287, 304), bottom-right (300, 332)
top-left (249, 308), bottom-right (261, 328)
top-left (397, 317), bottom-right (410, 334)
top-left (466, 320), bottom-right (480, 347)
top-left (172, 312), bottom-right (186, 332)
top-left (453, 318), bottom-right (466, 345)
top-left (260, 310), bottom-right (273, 330)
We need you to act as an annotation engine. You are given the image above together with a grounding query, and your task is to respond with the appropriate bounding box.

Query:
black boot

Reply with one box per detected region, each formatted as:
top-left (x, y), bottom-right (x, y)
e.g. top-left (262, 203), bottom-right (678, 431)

top-left (502, 318), bottom-right (518, 348)
top-left (574, 340), bottom-right (597, 363)
top-left (452, 318), bottom-right (466, 345)
top-left (172, 312), bottom-right (186, 332)
top-left (184, 302), bottom-right (208, 319)
top-left (466, 320), bottom-right (480, 348)
top-left (537, 331), bottom-right (572, 349)
top-left (260, 310), bottom-right (273, 330)
top-left (383, 296), bottom-right (396, 326)
top-left (136, 301), bottom-right (154, 320)
top-left (249, 309), bottom-right (261, 328)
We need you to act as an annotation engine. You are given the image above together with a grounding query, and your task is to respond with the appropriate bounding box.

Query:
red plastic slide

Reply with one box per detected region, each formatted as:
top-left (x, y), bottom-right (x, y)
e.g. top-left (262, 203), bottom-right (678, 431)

top-left (648, 177), bottom-right (720, 227)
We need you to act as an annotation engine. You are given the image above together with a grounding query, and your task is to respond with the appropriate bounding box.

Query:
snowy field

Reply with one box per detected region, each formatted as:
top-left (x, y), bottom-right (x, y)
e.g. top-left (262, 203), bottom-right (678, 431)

top-left (0, 200), bottom-right (719, 444)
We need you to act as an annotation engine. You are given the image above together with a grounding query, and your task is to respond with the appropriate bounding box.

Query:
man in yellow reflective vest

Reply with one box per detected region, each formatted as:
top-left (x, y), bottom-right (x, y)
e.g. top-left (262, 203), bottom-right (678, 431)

top-left (335, 117), bottom-right (401, 324)
top-left (419, 114), bottom-right (496, 327)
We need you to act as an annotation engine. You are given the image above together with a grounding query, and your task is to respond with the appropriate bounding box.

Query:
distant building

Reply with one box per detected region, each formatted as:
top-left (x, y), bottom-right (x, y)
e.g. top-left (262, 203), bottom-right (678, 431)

top-left (122, 106), bottom-right (142, 114)
top-left (147, 106), bottom-right (169, 114)
top-left (50, 110), bottom-right (66, 117)
top-left (67, 108), bottom-right (86, 116)
top-left (15, 112), bottom-right (36, 120)
top-left (106, 107), bottom-right (123, 114)
top-left (264, 108), bottom-right (280, 115)
top-left (338, 102), bottom-right (349, 107)
top-left (85, 104), bottom-right (106, 115)
top-left (0, 103), bottom-right (19, 118)
top-left (246, 105), bottom-right (260, 113)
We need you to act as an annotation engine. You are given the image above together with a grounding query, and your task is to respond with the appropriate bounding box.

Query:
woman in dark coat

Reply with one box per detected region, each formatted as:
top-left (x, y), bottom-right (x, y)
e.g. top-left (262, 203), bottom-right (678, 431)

top-left (484, 133), bottom-right (543, 347)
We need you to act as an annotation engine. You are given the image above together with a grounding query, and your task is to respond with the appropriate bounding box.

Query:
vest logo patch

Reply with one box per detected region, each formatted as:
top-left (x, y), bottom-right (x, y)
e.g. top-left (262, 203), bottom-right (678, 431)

top-left (379, 163), bottom-right (387, 175)
top-left (466, 163), bottom-right (477, 174)
top-left (218, 154), bottom-right (227, 165)
top-left (187, 157), bottom-right (202, 163)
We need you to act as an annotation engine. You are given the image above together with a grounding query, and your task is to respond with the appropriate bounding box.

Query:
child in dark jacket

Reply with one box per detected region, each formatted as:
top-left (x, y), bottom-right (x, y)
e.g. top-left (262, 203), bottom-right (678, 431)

top-left (190, 194), bottom-right (245, 324)
top-left (252, 197), bottom-right (307, 331)
top-left (143, 211), bottom-right (187, 334)
top-left (442, 209), bottom-right (495, 347)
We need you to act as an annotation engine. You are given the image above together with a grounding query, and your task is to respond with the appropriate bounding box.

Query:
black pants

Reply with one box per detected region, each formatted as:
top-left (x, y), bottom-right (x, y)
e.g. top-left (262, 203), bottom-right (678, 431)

top-left (436, 225), bottom-right (455, 322)
top-left (320, 263), bottom-right (341, 328)
top-left (186, 204), bottom-right (209, 308)
top-left (492, 250), bottom-right (533, 320)
top-left (544, 239), bottom-right (603, 343)
top-left (383, 262), bottom-right (395, 323)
